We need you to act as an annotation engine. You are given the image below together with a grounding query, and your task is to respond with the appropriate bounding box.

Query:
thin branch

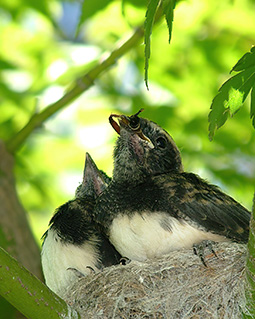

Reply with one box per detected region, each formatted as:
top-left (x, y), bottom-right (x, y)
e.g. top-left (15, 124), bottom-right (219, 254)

top-left (6, 5), bottom-right (165, 155)
top-left (6, 25), bottom-right (146, 154)
top-left (0, 247), bottom-right (79, 319)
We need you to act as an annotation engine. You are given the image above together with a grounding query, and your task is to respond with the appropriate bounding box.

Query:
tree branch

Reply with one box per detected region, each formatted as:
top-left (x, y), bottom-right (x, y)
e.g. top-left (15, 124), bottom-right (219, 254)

top-left (244, 194), bottom-right (255, 318)
top-left (6, 26), bottom-right (147, 154)
top-left (6, 26), bottom-right (144, 154)
top-left (6, 5), bottom-right (165, 155)
top-left (0, 247), bottom-right (79, 319)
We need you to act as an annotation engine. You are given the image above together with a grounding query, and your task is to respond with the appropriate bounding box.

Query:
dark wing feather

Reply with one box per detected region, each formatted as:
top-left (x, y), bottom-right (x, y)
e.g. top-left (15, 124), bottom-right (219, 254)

top-left (156, 173), bottom-right (251, 243)
top-left (48, 198), bottom-right (122, 266)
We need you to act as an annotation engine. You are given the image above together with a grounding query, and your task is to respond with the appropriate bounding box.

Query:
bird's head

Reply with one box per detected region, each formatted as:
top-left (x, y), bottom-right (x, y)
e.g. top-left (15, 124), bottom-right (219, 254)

top-left (75, 152), bottom-right (110, 199)
top-left (109, 109), bottom-right (183, 184)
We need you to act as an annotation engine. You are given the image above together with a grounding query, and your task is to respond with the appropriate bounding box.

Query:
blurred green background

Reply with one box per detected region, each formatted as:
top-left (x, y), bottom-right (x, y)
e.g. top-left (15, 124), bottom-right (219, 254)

top-left (0, 0), bottom-right (254, 246)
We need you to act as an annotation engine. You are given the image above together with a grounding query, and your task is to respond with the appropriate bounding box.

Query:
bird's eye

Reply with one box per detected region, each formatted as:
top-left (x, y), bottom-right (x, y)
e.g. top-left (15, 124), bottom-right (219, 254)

top-left (156, 136), bottom-right (167, 149)
top-left (128, 116), bottom-right (140, 130)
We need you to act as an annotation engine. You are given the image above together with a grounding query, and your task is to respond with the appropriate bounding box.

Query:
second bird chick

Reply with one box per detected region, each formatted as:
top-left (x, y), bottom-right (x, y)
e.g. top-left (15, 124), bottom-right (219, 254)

top-left (41, 153), bottom-right (122, 297)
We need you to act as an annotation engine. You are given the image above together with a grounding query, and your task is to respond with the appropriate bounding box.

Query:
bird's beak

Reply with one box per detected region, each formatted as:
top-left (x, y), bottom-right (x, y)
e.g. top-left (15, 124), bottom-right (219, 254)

top-left (109, 113), bottom-right (121, 134)
top-left (109, 112), bottom-right (153, 146)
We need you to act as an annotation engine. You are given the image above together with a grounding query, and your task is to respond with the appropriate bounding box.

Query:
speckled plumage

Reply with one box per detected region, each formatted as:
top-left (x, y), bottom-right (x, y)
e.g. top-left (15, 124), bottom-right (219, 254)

top-left (93, 113), bottom-right (251, 261)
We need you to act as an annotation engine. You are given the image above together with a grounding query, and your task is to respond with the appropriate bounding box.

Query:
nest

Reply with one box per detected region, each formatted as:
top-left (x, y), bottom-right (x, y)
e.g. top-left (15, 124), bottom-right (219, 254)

top-left (64, 242), bottom-right (248, 318)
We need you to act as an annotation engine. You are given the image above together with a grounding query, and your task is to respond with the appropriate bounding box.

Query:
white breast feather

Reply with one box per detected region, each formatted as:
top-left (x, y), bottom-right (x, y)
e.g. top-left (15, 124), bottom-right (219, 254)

top-left (41, 229), bottom-right (100, 298)
top-left (109, 212), bottom-right (227, 261)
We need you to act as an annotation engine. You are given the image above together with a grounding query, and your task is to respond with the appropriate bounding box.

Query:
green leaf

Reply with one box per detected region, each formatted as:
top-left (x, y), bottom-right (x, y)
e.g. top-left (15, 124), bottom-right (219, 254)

top-left (231, 46), bottom-right (255, 73)
top-left (225, 87), bottom-right (244, 114)
top-left (162, 0), bottom-right (176, 43)
top-left (208, 66), bottom-right (255, 140)
top-left (77, 0), bottom-right (112, 35)
top-left (251, 84), bottom-right (255, 129)
top-left (208, 94), bottom-right (229, 141)
top-left (226, 69), bottom-right (255, 115)
top-left (144, 0), bottom-right (160, 89)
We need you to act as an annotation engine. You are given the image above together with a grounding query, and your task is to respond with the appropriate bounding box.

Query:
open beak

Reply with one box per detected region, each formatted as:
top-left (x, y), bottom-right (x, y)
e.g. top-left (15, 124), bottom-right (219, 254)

top-left (109, 110), bottom-right (153, 146)
top-left (109, 113), bottom-right (122, 134)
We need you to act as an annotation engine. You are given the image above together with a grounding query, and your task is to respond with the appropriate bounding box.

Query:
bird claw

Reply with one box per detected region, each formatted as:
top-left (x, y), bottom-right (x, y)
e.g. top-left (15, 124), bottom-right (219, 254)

top-left (119, 257), bottom-right (131, 265)
top-left (67, 267), bottom-right (86, 278)
top-left (193, 240), bottom-right (217, 267)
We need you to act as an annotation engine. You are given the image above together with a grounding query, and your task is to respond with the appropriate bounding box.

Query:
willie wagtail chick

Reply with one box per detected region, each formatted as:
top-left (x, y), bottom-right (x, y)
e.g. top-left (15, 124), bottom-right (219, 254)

top-left (94, 110), bottom-right (251, 263)
top-left (41, 153), bottom-right (122, 297)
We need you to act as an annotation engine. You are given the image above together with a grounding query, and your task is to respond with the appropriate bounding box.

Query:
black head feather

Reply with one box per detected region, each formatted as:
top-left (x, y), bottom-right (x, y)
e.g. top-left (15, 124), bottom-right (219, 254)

top-left (112, 115), bottom-right (183, 183)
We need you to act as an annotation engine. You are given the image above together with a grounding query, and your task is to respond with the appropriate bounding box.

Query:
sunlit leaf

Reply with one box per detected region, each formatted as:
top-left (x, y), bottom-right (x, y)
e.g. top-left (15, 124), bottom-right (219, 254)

top-left (162, 0), bottom-right (176, 43)
top-left (144, 0), bottom-right (160, 89)
top-left (231, 46), bottom-right (255, 73)
top-left (208, 67), bottom-right (255, 140)
top-left (226, 88), bottom-right (245, 115)
top-left (208, 96), bottom-right (229, 141)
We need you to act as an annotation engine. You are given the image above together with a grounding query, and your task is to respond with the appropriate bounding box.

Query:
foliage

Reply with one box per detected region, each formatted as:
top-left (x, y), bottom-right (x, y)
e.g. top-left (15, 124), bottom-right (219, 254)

top-left (0, 0), bottom-right (255, 241)
top-left (209, 47), bottom-right (255, 140)
top-left (0, 0), bottom-right (254, 243)
top-left (144, 0), bottom-right (176, 88)
top-left (0, 0), bottom-right (255, 317)
top-left (144, 0), bottom-right (161, 89)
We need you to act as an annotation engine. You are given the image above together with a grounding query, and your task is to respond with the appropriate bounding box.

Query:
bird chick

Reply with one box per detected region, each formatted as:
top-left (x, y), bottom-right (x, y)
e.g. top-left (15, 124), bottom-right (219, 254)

top-left (94, 110), bottom-right (251, 263)
top-left (41, 153), bottom-right (122, 297)
top-left (110, 109), bottom-right (183, 184)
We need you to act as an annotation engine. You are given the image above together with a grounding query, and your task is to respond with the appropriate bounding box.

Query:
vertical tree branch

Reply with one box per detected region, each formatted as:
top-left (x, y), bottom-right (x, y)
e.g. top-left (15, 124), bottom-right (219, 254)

top-left (244, 194), bottom-right (255, 317)
top-left (0, 141), bottom-right (42, 279)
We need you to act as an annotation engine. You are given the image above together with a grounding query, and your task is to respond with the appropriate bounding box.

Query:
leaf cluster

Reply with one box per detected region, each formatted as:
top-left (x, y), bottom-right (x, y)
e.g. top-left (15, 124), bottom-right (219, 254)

top-left (144, 0), bottom-right (176, 88)
top-left (209, 46), bottom-right (255, 140)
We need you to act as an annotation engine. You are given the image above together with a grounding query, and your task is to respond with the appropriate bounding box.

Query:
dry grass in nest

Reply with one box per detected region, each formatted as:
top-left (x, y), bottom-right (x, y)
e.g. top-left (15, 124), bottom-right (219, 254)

top-left (64, 242), bottom-right (248, 318)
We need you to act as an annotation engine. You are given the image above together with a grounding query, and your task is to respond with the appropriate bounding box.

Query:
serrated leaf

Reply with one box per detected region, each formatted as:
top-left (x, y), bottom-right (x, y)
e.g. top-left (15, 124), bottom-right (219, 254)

top-left (231, 46), bottom-right (255, 73)
top-left (162, 0), bottom-right (176, 43)
top-left (251, 84), bottom-right (255, 129)
top-left (76, 0), bottom-right (112, 35)
top-left (208, 66), bottom-right (255, 140)
top-left (226, 69), bottom-right (255, 115)
top-left (144, 0), bottom-right (160, 89)
top-left (208, 94), bottom-right (229, 141)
